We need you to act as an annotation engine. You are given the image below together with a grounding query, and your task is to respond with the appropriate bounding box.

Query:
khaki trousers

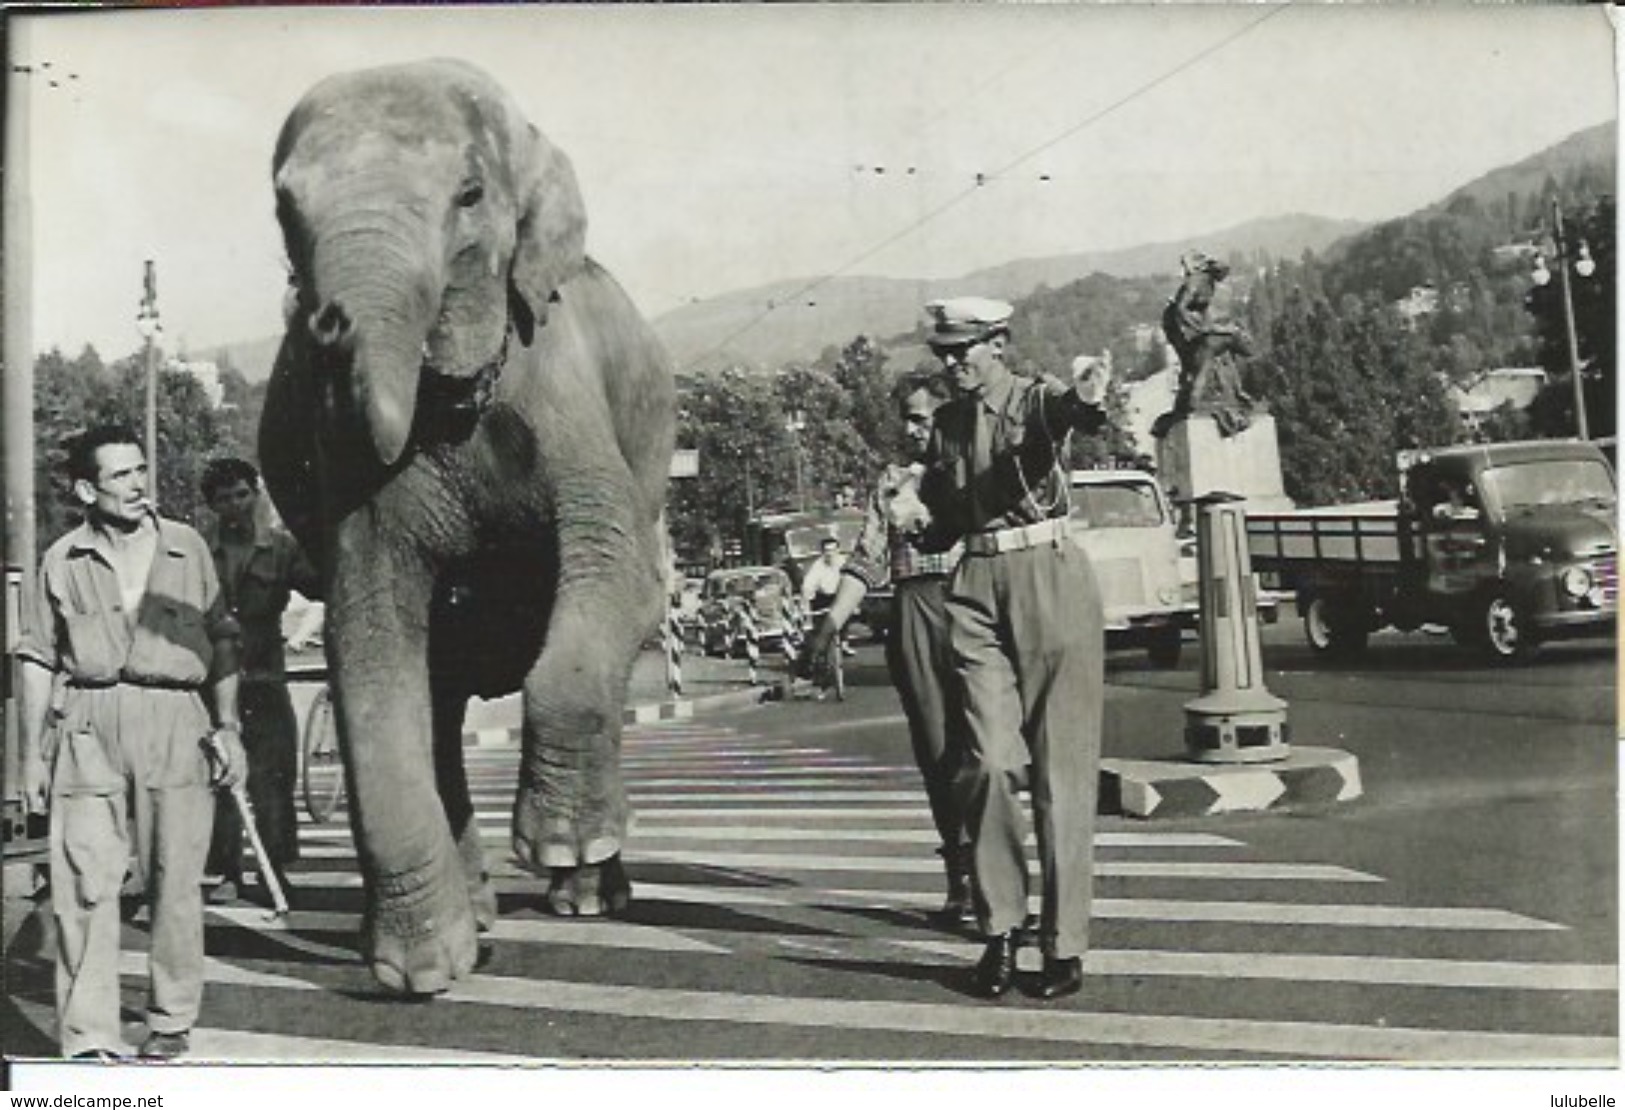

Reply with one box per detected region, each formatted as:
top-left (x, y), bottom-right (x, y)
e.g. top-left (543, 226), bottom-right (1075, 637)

top-left (885, 575), bottom-right (969, 856)
top-left (48, 692), bottom-right (215, 1057)
top-left (947, 541), bottom-right (1103, 959)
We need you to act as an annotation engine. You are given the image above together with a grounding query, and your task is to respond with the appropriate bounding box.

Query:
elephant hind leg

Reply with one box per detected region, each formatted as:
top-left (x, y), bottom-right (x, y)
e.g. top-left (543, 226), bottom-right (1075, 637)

top-left (546, 855), bottom-right (630, 918)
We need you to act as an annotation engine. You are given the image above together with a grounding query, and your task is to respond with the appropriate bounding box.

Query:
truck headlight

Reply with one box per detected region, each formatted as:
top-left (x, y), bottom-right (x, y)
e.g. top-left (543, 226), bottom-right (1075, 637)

top-left (1560, 565), bottom-right (1594, 599)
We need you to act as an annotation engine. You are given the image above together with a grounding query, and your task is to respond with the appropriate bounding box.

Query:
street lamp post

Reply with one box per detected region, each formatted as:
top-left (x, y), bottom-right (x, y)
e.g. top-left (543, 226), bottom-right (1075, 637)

top-left (786, 410), bottom-right (807, 512)
top-left (135, 260), bottom-right (162, 495)
top-left (1531, 198), bottom-right (1596, 442)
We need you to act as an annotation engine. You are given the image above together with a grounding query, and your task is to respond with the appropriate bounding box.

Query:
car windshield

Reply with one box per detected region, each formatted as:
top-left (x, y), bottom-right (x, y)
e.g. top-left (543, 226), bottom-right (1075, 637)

top-left (720, 573), bottom-right (780, 597)
top-left (1479, 459), bottom-right (1616, 512)
top-left (1070, 481), bottom-right (1166, 528)
top-left (786, 523), bottom-right (862, 559)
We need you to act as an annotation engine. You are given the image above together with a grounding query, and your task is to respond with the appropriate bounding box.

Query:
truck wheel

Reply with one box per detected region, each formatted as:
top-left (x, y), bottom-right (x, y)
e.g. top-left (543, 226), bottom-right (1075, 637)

top-left (1303, 596), bottom-right (1368, 657)
top-left (1479, 593), bottom-right (1540, 662)
top-left (1147, 626), bottom-right (1183, 669)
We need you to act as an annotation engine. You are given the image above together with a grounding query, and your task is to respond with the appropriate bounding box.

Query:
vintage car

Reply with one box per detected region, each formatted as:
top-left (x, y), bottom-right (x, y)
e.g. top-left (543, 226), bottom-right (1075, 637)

top-left (697, 565), bottom-right (800, 657)
top-left (1068, 468), bottom-right (1198, 667)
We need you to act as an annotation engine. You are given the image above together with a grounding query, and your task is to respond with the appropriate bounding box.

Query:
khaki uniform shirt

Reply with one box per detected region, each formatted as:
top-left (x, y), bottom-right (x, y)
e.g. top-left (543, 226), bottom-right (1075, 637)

top-left (920, 372), bottom-right (1107, 541)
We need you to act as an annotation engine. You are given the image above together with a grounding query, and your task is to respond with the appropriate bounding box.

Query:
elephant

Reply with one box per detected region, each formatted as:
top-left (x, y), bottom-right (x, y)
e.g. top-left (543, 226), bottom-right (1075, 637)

top-left (259, 58), bottom-right (676, 995)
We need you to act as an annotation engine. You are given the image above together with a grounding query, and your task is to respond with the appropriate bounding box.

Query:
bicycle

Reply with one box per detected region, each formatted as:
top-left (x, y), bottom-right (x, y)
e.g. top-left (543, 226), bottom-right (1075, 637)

top-left (301, 686), bottom-right (346, 823)
top-left (816, 632), bottom-right (846, 701)
top-left (792, 614), bottom-right (846, 702)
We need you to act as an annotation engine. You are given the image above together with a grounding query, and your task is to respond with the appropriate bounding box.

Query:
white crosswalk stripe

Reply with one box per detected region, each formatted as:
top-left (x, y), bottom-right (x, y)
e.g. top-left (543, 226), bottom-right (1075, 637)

top-left (46, 716), bottom-right (1613, 1064)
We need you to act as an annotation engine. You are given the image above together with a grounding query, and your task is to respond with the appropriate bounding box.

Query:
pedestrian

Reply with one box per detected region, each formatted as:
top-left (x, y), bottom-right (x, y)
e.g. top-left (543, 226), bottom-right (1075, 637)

top-left (17, 423), bottom-right (246, 1059)
top-left (916, 296), bottom-right (1112, 1001)
top-left (200, 457), bottom-right (320, 907)
top-left (801, 369), bottom-right (973, 925)
top-left (800, 536), bottom-right (855, 657)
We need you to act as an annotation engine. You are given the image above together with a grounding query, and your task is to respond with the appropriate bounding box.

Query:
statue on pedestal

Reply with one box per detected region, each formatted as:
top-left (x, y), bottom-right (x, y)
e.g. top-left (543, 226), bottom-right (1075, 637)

top-left (1155, 251), bottom-right (1256, 438)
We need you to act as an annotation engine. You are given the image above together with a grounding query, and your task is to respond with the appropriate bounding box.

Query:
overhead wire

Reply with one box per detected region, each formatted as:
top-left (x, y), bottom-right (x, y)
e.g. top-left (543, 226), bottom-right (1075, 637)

top-left (696, 1), bottom-right (1299, 366)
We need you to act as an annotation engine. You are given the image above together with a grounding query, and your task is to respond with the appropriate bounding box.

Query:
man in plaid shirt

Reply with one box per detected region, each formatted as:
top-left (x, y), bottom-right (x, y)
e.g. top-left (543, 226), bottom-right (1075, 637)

top-left (802, 371), bottom-right (971, 926)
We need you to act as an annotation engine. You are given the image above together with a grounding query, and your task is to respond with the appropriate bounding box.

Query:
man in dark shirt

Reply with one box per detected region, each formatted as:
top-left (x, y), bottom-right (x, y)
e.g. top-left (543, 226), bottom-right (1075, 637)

top-left (916, 297), bottom-right (1111, 1001)
top-left (200, 458), bottom-right (320, 906)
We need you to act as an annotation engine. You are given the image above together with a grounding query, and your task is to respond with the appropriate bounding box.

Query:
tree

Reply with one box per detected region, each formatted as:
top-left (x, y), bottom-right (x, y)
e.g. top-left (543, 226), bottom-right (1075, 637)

top-left (1246, 287), bottom-right (1458, 505)
top-left (822, 336), bottom-right (903, 461)
top-left (31, 345), bottom-right (242, 554)
top-left (667, 367), bottom-right (792, 563)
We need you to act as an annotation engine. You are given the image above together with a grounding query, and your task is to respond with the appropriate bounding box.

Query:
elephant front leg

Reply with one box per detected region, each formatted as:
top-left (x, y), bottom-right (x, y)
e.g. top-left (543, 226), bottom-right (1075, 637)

top-left (431, 683), bottom-right (497, 941)
top-left (330, 536), bottom-right (478, 995)
top-left (512, 581), bottom-right (646, 917)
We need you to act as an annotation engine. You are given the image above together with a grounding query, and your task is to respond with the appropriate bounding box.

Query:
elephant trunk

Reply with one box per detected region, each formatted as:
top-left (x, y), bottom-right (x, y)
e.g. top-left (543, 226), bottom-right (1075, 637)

top-left (307, 213), bottom-right (442, 467)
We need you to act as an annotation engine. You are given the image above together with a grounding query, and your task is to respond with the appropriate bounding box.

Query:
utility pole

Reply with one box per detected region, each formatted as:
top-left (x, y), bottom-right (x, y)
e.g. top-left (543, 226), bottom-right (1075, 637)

top-left (5, 56), bottom-right (36, 578)
top-left (136, 260), bottom-right (161, 496)
top-left (4, 47), bottom-right (37, 826)
top-left (1551, 199), bottom-right (1589, 442)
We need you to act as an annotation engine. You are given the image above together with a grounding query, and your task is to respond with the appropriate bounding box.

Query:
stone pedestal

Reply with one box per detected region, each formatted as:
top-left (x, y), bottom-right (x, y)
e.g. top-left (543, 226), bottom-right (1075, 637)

top-left (1156, 413), bottom-right (1292, 511)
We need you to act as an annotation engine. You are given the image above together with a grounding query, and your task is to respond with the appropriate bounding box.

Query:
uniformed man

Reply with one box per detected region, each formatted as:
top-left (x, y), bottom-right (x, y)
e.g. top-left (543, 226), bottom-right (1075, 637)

top-left (18, 424), bottom-right (245, 1059)
top-left (916, 297), bottom-right (1111, 1001)
top-left (803, 370), bottom-right (971, 925)
top-left (200, 457), bottom-right (320, 906)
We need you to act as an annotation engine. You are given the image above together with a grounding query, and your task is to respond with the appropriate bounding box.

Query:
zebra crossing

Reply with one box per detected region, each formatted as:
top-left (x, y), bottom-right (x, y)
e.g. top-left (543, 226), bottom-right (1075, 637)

top-left (13, 718), bottom-right (1612, 1064)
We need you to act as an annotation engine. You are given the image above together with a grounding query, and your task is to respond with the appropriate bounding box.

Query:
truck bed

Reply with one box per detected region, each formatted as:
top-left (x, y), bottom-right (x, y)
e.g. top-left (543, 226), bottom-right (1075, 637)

top-left (1246, 502), bottom-right (1413, 569)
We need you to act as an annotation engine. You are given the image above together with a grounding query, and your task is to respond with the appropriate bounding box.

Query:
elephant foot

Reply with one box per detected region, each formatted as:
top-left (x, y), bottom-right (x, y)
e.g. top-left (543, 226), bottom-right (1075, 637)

top-left (545, 855), bottom-right (631, 918)
top-left (363, 854), bottom-right (480, 996)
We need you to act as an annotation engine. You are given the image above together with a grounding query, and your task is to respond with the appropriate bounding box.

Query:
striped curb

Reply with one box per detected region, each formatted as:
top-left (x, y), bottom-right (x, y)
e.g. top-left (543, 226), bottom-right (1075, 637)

top-left (1100, 745), bottom-right (1363, 820)
top-left (463, 684), bottom-right (772, 747)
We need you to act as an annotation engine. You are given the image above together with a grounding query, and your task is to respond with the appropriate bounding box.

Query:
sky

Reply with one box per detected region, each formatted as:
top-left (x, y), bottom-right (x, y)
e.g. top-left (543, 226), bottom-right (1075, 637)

top-left (10, 3), bottom-right (1620, 365)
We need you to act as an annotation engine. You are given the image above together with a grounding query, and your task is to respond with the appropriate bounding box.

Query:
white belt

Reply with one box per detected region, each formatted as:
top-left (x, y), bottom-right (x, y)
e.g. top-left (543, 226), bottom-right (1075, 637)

top-left (963, 517), bottom-right (1071, 556)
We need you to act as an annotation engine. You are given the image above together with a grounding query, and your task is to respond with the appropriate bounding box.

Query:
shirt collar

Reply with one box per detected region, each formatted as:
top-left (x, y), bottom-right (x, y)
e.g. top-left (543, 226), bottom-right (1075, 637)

top-left (66, 510), bottom-right (177, 562)
top-left (208, 514), bottom-right (273, 554)
top-left (975, 369), bottom-right (1017, 416)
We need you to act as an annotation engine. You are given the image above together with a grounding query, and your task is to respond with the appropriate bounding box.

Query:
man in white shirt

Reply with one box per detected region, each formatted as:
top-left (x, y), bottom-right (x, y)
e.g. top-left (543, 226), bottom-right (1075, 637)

top-left (799, 538), bottom-right (854, 656)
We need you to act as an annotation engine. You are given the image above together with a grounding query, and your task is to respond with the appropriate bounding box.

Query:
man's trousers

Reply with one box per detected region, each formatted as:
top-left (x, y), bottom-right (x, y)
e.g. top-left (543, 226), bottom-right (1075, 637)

top-left (947, 540), bottom-right (1103, 959)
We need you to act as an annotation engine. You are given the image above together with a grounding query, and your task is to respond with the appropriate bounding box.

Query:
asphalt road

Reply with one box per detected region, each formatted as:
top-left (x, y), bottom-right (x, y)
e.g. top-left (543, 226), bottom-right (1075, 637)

top-left (2, 618), bottom-right (1615, 1066)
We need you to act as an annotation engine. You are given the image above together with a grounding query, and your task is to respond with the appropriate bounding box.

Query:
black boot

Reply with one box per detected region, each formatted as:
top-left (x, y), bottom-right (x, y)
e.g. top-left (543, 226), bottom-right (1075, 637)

top-left (1037, 956), bottom-right (1084, 1000)
top-left (973, 931), bottom-right (1021, 999)
top-left (930, 845), bottom-right (975, 928)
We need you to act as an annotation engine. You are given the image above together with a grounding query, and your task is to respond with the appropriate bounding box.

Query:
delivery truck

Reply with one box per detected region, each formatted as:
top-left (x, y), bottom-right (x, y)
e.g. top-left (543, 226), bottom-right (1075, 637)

top-left (1245, 440), bottom-right (1616, 661)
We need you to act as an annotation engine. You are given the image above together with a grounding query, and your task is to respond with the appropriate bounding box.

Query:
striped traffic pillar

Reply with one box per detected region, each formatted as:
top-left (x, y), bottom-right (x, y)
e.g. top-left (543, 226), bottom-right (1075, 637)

top-left (731, 603), bottom-right (761, 686)
top-left (663, 606), bottom-right (684, 696)
top-left (1184, 492), bottom-right (1289, 763)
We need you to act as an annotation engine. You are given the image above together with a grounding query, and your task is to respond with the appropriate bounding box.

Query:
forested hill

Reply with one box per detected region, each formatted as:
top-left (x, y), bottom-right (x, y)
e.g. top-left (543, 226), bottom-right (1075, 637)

top-left (1323, 121), bottom-right (1615, 303)
top-left (1426, 122), bottom-right (1614, 221)
top-left (654, 213), bottom-right (1364, 373)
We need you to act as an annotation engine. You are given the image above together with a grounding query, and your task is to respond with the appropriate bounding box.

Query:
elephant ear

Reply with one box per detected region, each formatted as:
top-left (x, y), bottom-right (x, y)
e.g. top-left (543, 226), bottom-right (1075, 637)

top-left (509, 123), bottom-right (586, 347)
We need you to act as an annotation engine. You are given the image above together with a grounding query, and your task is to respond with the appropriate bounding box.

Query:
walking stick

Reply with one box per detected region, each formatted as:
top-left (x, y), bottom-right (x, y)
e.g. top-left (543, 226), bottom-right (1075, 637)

top-left (203, 733), bottom-right (290, 921)
top-left (232, 787), bottom-right (289, 920)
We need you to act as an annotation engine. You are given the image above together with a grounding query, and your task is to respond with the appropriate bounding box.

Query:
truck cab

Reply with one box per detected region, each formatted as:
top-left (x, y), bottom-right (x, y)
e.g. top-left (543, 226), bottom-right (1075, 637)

top-left (1067, 468), bottom-right (1197, 667)
top-left (1399, 440), bottom-right (1616, 657)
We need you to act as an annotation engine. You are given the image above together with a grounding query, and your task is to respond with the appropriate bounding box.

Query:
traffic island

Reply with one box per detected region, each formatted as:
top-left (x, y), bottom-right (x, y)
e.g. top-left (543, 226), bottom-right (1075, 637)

top-left (1101, 493), bottom-right (1362, 820)
top-left (1101, 745), bottom-right (1363, 820)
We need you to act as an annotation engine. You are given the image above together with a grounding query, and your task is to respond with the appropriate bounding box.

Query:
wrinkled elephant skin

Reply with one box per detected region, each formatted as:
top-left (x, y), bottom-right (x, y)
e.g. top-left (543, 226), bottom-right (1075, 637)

top-left (260, 59), bottom-right (676, 995)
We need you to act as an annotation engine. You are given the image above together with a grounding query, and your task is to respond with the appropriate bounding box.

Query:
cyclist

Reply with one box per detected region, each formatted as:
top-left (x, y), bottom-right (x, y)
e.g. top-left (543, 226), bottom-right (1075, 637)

top-left (800, 537), bottom-right (854, 659)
